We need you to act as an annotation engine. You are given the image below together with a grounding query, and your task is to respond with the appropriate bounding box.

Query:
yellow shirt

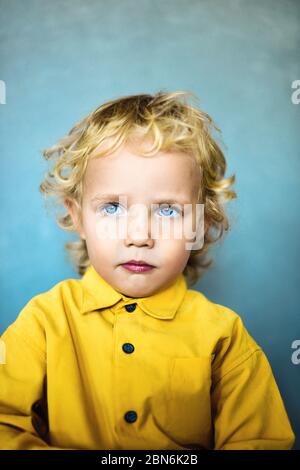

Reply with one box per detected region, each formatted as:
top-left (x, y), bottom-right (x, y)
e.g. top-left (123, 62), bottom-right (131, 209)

top-left (0, 265), bottom-right (295, 450)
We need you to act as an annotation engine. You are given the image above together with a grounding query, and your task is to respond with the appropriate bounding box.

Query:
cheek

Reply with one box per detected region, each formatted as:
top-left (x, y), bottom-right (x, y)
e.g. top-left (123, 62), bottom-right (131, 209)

top-left (83, 212), bottom-right (120, 242)
top-left (84, 220), bottom-right (118, 259)
top-left (94, 216), bottom-right (129, 244)
top-left (153, 216), bottom-right (191, 243)
top-left (159, 239), bottom-right (191, 267)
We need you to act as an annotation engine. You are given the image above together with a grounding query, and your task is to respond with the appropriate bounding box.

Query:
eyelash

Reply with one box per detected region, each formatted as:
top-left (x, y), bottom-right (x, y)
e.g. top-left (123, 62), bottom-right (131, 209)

top-left (97, 202), bottom-right (182, 217)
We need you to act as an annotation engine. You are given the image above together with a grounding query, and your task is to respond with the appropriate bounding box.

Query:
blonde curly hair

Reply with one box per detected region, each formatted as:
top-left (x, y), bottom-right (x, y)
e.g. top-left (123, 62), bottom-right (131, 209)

top-left (39, 90), bottom-right (237, 287)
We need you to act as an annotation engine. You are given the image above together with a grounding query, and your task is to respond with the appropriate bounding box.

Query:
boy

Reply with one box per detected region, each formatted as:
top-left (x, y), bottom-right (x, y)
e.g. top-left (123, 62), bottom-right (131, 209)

top-left (0, 91), bottom-right (295, 450)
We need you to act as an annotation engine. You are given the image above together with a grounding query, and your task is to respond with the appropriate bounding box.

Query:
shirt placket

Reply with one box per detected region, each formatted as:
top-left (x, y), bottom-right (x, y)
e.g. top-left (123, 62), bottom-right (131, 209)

top-left (111, 300), bottom-right (142, 448)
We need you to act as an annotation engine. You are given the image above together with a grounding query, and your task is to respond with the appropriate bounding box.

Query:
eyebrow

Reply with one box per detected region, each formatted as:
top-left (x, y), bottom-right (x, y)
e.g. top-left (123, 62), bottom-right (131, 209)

top-left (90, 193), bottom-right (192, 205)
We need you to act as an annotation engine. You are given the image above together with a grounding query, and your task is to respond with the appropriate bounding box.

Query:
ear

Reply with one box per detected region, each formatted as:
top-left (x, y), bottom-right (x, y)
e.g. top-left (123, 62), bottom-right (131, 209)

top-left (64, 198), bottom-right (86, 240)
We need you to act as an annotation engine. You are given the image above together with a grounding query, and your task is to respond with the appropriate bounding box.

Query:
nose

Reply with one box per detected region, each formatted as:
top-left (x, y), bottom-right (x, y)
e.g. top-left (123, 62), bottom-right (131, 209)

top-left (124, 204), bottom-right (154, 248)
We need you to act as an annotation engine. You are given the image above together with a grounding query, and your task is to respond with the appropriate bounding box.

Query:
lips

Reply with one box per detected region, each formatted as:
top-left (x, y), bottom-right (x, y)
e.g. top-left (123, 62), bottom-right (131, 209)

top-left (120, 260), bottom-right (155, 273)
top-left (123, 260), bottom-right (154, 267)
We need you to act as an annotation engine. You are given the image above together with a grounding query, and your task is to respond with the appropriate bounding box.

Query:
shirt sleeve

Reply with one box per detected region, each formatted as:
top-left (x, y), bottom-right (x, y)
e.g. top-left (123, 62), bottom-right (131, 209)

top-left (211, 315), bottom-right (296, 450)
top-left (0, 321), bottom-right (72, 450)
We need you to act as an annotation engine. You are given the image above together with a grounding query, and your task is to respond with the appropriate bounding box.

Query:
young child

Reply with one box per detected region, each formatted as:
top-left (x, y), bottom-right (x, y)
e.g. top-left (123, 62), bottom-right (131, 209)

top-left (0, 91), bottom-right (295, 450)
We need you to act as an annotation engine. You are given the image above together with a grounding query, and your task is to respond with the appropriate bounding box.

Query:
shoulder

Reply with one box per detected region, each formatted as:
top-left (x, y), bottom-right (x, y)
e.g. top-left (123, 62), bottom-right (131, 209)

top-left (183, 287), bottom-right (245, 331)
top-left (182, 288), bottom-right (262, 366)
top-left (6, 275), bottom-right (83, 338)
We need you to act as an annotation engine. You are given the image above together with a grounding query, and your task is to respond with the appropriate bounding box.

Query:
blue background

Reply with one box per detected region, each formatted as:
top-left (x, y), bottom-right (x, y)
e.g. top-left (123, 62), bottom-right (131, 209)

top-left (0, 0), bottom-right (299, 449)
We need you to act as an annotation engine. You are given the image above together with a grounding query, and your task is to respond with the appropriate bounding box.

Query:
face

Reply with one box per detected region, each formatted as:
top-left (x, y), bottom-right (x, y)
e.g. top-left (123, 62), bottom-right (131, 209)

top-left (65, 137), bottom-right (202, 297)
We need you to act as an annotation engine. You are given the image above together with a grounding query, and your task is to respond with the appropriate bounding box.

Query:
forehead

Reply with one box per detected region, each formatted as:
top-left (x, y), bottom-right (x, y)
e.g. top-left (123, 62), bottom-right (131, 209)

top-left (83, 141), bottom-right (201, 201)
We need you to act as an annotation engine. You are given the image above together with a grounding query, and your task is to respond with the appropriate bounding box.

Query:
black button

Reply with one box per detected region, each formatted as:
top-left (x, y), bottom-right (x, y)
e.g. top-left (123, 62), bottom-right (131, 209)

top-left (124, 410), bottom-right (137, 423)
top-left (125, 303), bottom-right (137, 312)
top-left (122, 343), bottom-right (135, 354)
top-left (32, 402), bottom-right (40, 413)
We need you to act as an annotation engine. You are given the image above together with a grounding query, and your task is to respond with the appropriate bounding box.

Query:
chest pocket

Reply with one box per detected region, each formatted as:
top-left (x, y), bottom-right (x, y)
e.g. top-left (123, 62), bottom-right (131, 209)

top-left (154, 356), bottom-right (213, 448)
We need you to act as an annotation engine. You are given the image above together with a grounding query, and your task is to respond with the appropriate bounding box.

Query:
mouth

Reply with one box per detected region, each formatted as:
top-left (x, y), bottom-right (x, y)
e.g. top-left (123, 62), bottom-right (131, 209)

top-left (120, 259), bottom-right (155, 273)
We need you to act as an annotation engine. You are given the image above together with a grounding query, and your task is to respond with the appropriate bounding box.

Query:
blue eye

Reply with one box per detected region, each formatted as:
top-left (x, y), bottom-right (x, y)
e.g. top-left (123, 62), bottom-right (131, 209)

top-left (97, 202), bottom-right (181, 217)
top-left (100, 202), bottom-right (123, 216)
top-left (157, 204), bottom-right (180, 217)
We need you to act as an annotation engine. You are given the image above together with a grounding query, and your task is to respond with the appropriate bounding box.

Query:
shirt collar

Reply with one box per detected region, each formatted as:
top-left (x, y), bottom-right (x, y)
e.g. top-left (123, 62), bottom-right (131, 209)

top-left (80, 265), bottom-right (187, 320)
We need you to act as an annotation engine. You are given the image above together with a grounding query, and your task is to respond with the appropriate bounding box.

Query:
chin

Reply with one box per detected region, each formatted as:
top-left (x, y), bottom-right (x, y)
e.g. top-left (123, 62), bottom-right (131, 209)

top-left (122, 286), bottom-right (154, 298)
